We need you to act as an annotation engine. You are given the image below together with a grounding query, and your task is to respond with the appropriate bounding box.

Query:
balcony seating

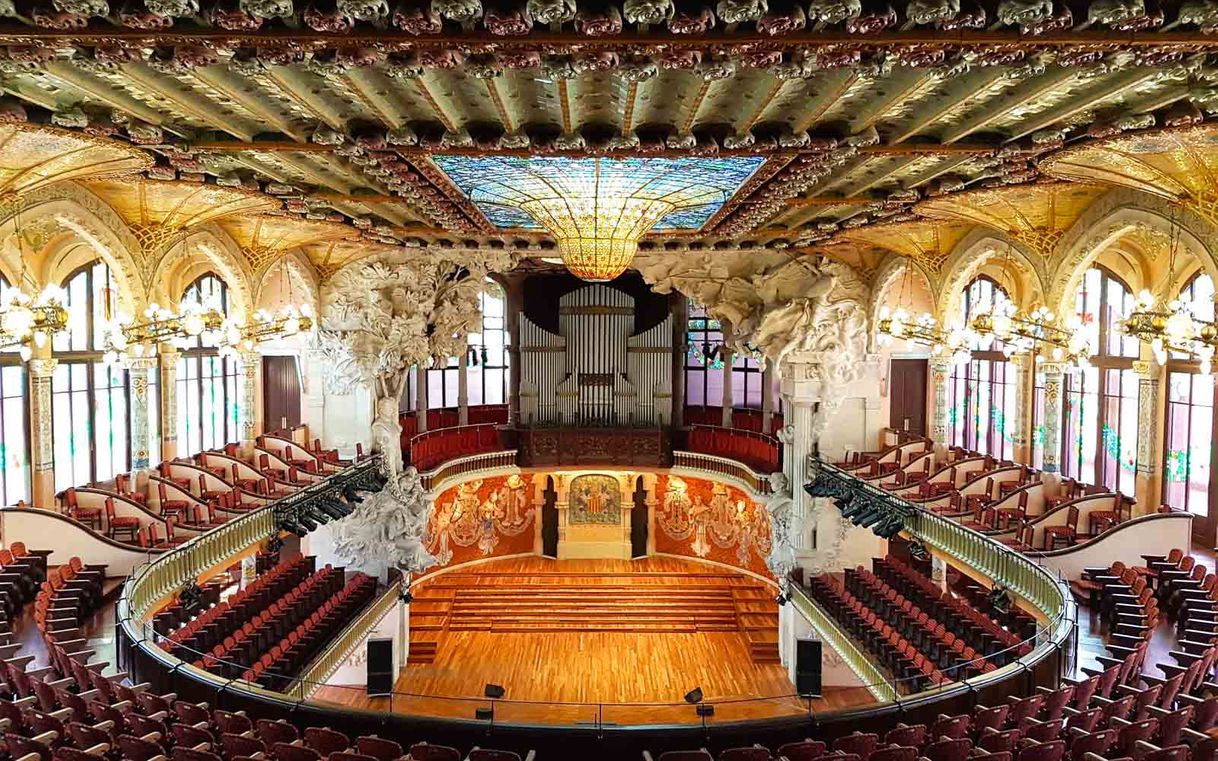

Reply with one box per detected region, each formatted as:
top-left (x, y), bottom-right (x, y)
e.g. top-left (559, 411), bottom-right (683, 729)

top-left (685, 426), bottom-right (781, 473)
top-left (60, 490), bottom-right (100, 532)
top-left (410, 424), bottom-right (504, 472)
top-left (102, 497), bottom-right (139, 543)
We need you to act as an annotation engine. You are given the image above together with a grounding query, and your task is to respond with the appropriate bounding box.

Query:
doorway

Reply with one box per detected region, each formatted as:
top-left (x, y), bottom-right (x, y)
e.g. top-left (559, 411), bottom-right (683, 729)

top-left (631, 477), bottom-right (648, 558)
top-left (889, 359), bottom-right (928, 437)
top-left (262, 355), bottom-right (302, 432)
top-left (541, 476), bottom-right (559, 558)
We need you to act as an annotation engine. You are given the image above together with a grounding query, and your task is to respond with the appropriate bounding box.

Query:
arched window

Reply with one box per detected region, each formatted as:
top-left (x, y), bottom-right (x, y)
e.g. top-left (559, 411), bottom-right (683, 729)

top-left (1060, 265), bottom-right (1140, 494)
top-left (467, 282), bottom-right (510, 406)
top-left (51, 260), bottom-right (130, 491)
top-left (1164, 272), bottom-right (1215, 537)
top-left (177, 274), bottom-right (240, 453)
top-left (0, 274), bottom-right (28, 505)
top-left (946, 277), bottom-right (1017, 459)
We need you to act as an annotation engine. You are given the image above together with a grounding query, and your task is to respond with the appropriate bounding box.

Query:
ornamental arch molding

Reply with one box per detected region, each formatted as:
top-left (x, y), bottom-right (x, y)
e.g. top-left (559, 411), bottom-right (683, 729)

top-left (1050, 191), bottom-right (1218, 318)
top-left (155, 225), bottom-right (254, 317)
top-left (937, 230), bottom-right (1046, 324)
top-left (868, 253), bottom-right (937, 322)
top-left (7, 190), bottom-right (145, 315)
top-left (255, 249), bottom-right (321, 316)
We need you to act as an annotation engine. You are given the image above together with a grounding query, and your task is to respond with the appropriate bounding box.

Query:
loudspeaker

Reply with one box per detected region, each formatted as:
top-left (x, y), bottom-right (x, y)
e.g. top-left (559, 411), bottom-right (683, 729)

top-left (366, 638), bottom-right (394, 696)
top-left (795, 638), bottom-right (822, 696)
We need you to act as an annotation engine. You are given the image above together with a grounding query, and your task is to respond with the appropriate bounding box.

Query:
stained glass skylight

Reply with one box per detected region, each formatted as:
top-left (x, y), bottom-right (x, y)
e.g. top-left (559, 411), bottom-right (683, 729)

top-left (431, 155), bottom-right (765, 231)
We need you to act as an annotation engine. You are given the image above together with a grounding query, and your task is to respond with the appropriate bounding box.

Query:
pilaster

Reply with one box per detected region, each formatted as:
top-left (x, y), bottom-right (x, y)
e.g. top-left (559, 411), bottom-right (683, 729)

top-left (128, 355), bottom-right (157, 472)
top-left (761, 364), bottom-right (774, 433)
top-left (415, 365), bottom-right (428, 433)
top-left (1010, 354), bottom-right (1033, 465)
top-left (721, 348), bottom-right (734, 428)
top-left (1134, 359), bottom-right (1161, 511)
top-left (928, 356), bottom-right (954, 449)
top-left (240, 351), bottom-right (261, 446)
top-left (457, 360), bottom-right (469, 426)
top-left (1040, 361), bottom-right (1066, 475)
top-left (159, 348), bottom-right (179, 460)
top-left (28, 351), bottom-right (56, 508)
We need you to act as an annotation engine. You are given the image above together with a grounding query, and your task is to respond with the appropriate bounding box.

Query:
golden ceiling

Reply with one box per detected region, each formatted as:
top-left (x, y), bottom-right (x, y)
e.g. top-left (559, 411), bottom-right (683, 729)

top-left (0, 124), bottom-right (150, 200)
top-left (86, 178), bottom-right (278, 232)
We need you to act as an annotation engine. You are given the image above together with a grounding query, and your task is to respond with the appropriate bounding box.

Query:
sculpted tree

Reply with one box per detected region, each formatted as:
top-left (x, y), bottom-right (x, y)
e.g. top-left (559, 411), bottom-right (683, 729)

top-left (317, 250), bottom-right (514, 575)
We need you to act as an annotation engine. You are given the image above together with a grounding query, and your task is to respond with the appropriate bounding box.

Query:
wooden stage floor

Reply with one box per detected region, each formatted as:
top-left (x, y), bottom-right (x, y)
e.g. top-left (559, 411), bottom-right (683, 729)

top-left (311, 557), bottom-right (875, 726)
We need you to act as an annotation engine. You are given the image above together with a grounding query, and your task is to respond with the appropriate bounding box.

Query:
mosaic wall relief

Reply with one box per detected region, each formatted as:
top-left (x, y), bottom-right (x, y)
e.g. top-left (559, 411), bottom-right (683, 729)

top-left (424, 473), bottom-right (536, 570)
top-left (653, 474), bottom-right (772, 578)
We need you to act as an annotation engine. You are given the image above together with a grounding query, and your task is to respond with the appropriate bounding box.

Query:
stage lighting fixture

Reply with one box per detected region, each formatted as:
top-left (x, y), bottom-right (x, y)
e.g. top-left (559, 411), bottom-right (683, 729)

top-left (342, 486), bottom-right (365, 503)
top-left (313, 499), bottom-right (345, 521)
top-left (399, 590), bottom-right (414, 605)
top-left (484, 683), bottom-right (506, 700)
top-left (696, 704), bottom-right (715, 717)
top-left (856, 505), bottom-right (885, 528)
top-left (279, 519), bottom-right (307, 537)
top-left (266, 534), bottom-right (285, 554)
top-left (988, 586), bottom-right (1012, 615)
top-left (683, 687), bottom-right (703, 705)
top-left (775, 592), bottom-right (789, 606)
top-left (909, 541), bottom-right (930, 562)
top-left (295, 513), bottom-right (318, 533)
top-left (874, 517), bottom-right (905, 540)
top-left (474, 708), bottom-right (494, 720)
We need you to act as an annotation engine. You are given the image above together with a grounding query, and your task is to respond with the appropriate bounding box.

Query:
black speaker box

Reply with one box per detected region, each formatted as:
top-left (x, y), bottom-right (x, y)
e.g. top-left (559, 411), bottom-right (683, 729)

top-left (366, 638), bottom-right (394, 696)
top-left (795, 637), bottom-right (822, 696)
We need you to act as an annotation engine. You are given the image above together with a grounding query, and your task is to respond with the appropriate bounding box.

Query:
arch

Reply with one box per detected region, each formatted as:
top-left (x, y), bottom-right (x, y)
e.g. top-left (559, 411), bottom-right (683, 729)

top-left (153, 225), bottom-right (254, 318)
top-left (0, 188), bottom-right (144, 315)
top-left (1050, 190), bottom-right (1218, 318)
top-left (937, 230), bottom-right (1047, 326)
top-left (253, 248), bottom-right (321, 316)
top-left (869, 253), bottom-right (937, 322)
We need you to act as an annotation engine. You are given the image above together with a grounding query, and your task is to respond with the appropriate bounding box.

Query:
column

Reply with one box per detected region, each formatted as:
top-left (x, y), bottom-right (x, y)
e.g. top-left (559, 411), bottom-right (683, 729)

top-left (301, 348), bottom-right (327, 444)
top-left (128, 356), bottom-right (157, 471)
top-left (928, 357), bottom-right (953, 447)
top-left (1134, 359), bottom-right (1161, 513)
top-left (457, 360), bottom-right (469, 426)
top-left (671, 296), bottom-right (687, 428)
top-left (721, 348), bottom-right (734, 428)
top-left (415, 365), bottom-right (428, 433)
top-left (784, 399), bottom-right (816, 531)
top-left (1010, 354), bottom-right (1033, 465)
top-left (761, 364), bottom-right (774, 433)
top-left (160, 348), bottom-right (179, 460)
top-left (28, 351), bottom-right (56, 508)
top-left (1039, 361), bottom-right (1065, 475)
top-left (240, 351), bottom-right (261, 446)
top-left (503, 274), bottom-right (523, 426)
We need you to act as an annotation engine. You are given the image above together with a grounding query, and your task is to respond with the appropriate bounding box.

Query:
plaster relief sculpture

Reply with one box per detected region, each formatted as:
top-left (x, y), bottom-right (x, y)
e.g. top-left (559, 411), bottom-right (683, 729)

top-left (318, 250), bottom-right (514, 574)
top-left (764, 471), bottom-right (798, 581)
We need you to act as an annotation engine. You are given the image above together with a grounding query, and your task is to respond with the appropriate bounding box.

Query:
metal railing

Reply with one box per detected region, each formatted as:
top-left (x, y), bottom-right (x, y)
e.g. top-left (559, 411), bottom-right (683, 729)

top-left (789, 586), bottom-right (899, 703)
top-left (420, 449), bottom-right (518, 492)
top-left (289, 577), bottom-right (404, 698)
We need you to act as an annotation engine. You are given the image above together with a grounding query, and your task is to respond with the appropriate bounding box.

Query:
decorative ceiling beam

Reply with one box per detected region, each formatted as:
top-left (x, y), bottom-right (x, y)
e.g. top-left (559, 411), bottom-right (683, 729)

top-left (43, 63), bottom-right (169, 127)
top-left (186, 140), bottom-right (994, 156)
top-left (887, 69), bottom-right (1010, 144)
top-left (411, 76), bottom-right (456, 133)
top-left (851, 70), bottom-right (938, 133)
top-left (264, 68), bottom-right (345, 130)
top-left (621, 80), bottom-right (639, 137)
top-left (682, 79), bottom-right (714, 135)
top-left (484, 78), bottom-right (516, 134)
top-left (189, 68), bottom-right (305, 141)
top-left (557, 79), bottom-right (573, 135)
top-left (791, 71), bottom-right (858, 134)
top-left (1002, 70), bottom-right (1164, 141)
top-left (739, 78), bottom-right (786, 134)
top-left (121, 64), bottom-right (260, 140)
top-left (784, 195), bottom-right (873, 207)
top-left (344, 70), bottom-right (406, 129)
top-left (939, 69), bottom-right (1078, 143)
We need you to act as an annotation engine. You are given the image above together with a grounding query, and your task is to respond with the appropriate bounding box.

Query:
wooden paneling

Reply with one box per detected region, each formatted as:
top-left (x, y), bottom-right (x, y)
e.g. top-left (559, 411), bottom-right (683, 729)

top-left (262, 355), bottom-right (302, 432)
top-left (889, 359), bottom-right (928, 437)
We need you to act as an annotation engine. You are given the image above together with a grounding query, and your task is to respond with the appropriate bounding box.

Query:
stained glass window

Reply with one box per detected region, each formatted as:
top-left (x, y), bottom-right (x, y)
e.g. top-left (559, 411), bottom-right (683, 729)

top-left (946, 277), bottom-right (1016, 459)
top-left (0, 274), bottom-right (27, 505)
top-left (1060, 266), bottom-right (1138, 493)
top-left (431, 156), bottom-right (765, 232)
top-left (1164, 273), bottom-right (1216, 520)
top-left (177, 274), bottom-right (240, 454)
top-left (52, 260), bottom-right (131, 491)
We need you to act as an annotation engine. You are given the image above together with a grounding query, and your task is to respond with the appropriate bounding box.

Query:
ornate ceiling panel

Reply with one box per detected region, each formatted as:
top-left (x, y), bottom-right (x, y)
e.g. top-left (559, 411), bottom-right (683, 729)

top-left (915, 182), bottom-right (1108, 260)
top-left (830, 219), bottom-right (975, 276)
top-left (1040, 125), bottom-right (1218, 226)
top-left (217, 214), bottom-right (357, 280)
top-left (85, 178), bottom-right (278, 231)
top-left (0, 123), bottom-right (150, 199)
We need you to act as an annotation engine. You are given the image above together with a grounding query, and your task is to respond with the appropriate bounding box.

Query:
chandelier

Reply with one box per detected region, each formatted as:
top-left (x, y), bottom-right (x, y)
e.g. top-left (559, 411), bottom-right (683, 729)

top-left (1122, 290), bottom-right (1216, 373)
top-left (0, 287), bottom-right (68, 360)
top-left (875, 307), bottom-right (970, 365)
top-left (431, 156), bottom-right (764, 282)
top-left (102, 301), bottom-right (226, 366)
top-left (218, 304), bottom-right (313, 359)
top-left (969, 302), bottom-right (1091, 368)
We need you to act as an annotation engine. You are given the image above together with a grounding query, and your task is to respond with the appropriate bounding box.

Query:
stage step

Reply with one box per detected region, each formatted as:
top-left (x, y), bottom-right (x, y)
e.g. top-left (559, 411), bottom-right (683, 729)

top-left (408, 640), bottom-right (438, 665)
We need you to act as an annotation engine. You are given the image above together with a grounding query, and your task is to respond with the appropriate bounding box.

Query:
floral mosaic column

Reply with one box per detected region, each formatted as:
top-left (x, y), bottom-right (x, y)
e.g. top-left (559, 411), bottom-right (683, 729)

top-left (928, 357), bottom-right (954, 445)
top-left (240, 351), bottom-right (261, 441)
top-left (1010, 354), bottom-right (1033, 463)
top-left (128, 356), bottom-right (157, 471)
top-left (159, 348), bottom-right (179, 460)
top-left (1134, 360), bottom-right (1160, 512)
top-left (1040, 361), bottom-right (1066, 475)
top-left (28, 355), bottom-right (56, 508)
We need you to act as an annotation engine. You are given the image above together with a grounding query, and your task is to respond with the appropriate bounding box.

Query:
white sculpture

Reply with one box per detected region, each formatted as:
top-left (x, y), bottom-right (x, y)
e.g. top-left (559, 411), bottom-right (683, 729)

top-left (764, 471), bottom-right (799, 581)
top-left (318, 250), bottom-right (514, 574)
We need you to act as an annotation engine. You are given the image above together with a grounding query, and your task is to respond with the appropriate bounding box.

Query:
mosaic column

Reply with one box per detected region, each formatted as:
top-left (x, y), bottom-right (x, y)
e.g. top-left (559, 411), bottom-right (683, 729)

top-left (721, 347), bottom-right (734, 428)
top-left (1010, 354), bottom-right (1033, 464)
top-left (1039, 361), bottom-right (1065, 475)
top-left (28, 354), bottom-right (56, 508)
top-left (928, 357), bottom-right (954, 445)
top-left (159, 348), bottom-right (179, 460)
top-left (1134, 360), bottom-right (1161, 512)
top-left (240, 351), bottom-right (261, 442)
top-left (128, 356), bottom-right (157, 471)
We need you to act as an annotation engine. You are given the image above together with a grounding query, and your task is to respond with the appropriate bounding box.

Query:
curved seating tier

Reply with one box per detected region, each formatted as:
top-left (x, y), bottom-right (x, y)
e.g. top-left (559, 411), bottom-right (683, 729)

top-left (685, 425), bottom-right (781, 473)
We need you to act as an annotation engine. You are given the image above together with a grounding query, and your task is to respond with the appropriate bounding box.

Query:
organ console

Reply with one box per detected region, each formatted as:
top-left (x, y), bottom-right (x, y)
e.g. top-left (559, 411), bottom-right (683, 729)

top-left (518, 284), bottom-right (673, 427)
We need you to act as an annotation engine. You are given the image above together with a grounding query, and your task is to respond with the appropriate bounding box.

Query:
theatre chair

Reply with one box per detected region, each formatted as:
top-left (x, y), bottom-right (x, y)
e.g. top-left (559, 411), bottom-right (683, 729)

top-left (104, 497), bottom-right (140, 543)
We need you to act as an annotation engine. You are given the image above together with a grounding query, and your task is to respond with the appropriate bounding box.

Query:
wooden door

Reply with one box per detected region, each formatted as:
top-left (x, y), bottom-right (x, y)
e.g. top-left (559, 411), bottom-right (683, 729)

top-left (631, 476), bottom-right (648, 558)
top-left (889, 359), bottom-right (928, 436)
top-left (541, 476), bottom-right (559, 558)
top-left (262, 356), bottom-right (302, 432)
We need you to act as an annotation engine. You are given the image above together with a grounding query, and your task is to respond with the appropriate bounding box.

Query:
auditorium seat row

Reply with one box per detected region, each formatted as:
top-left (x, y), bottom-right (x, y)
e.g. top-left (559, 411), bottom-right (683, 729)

top-left (409, 424), bottom-right (504, 472)
top-left (685, 426), bottom-right (780, 473)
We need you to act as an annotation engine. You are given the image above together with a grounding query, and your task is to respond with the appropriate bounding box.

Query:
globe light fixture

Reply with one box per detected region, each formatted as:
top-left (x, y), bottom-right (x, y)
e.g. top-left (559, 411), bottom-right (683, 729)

top-left (0, 286), bottom-right (68, 361)
top-left (101, 301), bottom-right (226, 367)
top-left (1122, 289), bottom-right (1216, 375)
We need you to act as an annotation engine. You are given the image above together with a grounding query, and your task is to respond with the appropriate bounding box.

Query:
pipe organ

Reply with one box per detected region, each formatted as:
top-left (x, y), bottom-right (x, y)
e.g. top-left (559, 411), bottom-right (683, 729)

top-left (519, 284), bottom-right (673, 427)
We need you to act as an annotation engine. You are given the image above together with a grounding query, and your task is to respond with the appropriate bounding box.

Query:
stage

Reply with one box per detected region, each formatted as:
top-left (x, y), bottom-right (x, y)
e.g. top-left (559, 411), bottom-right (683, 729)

top-left (311, 557), bottom-right (875, 726)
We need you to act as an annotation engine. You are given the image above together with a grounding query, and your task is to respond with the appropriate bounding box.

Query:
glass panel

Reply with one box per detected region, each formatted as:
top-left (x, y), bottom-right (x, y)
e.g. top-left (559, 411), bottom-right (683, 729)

top-left (0, 364), bottom-right (27, 504)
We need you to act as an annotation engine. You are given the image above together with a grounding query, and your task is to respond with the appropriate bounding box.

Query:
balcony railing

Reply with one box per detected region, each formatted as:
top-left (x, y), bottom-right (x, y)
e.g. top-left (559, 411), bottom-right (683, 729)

top-left (673, 450), bottom-right (774, 495)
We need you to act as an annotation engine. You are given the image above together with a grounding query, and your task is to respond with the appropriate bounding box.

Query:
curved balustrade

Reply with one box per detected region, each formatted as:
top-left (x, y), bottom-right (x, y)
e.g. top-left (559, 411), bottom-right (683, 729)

top-left (409, 423), bottom-right (506, 471)
top-left (685, 424), bottom-right (781, 473)
top-left (683, 406), bottom-right (784, 436)
top-left (399, 405), bottom-right (510, 447)
top-left (672, 450), bottom-right (774, 496)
